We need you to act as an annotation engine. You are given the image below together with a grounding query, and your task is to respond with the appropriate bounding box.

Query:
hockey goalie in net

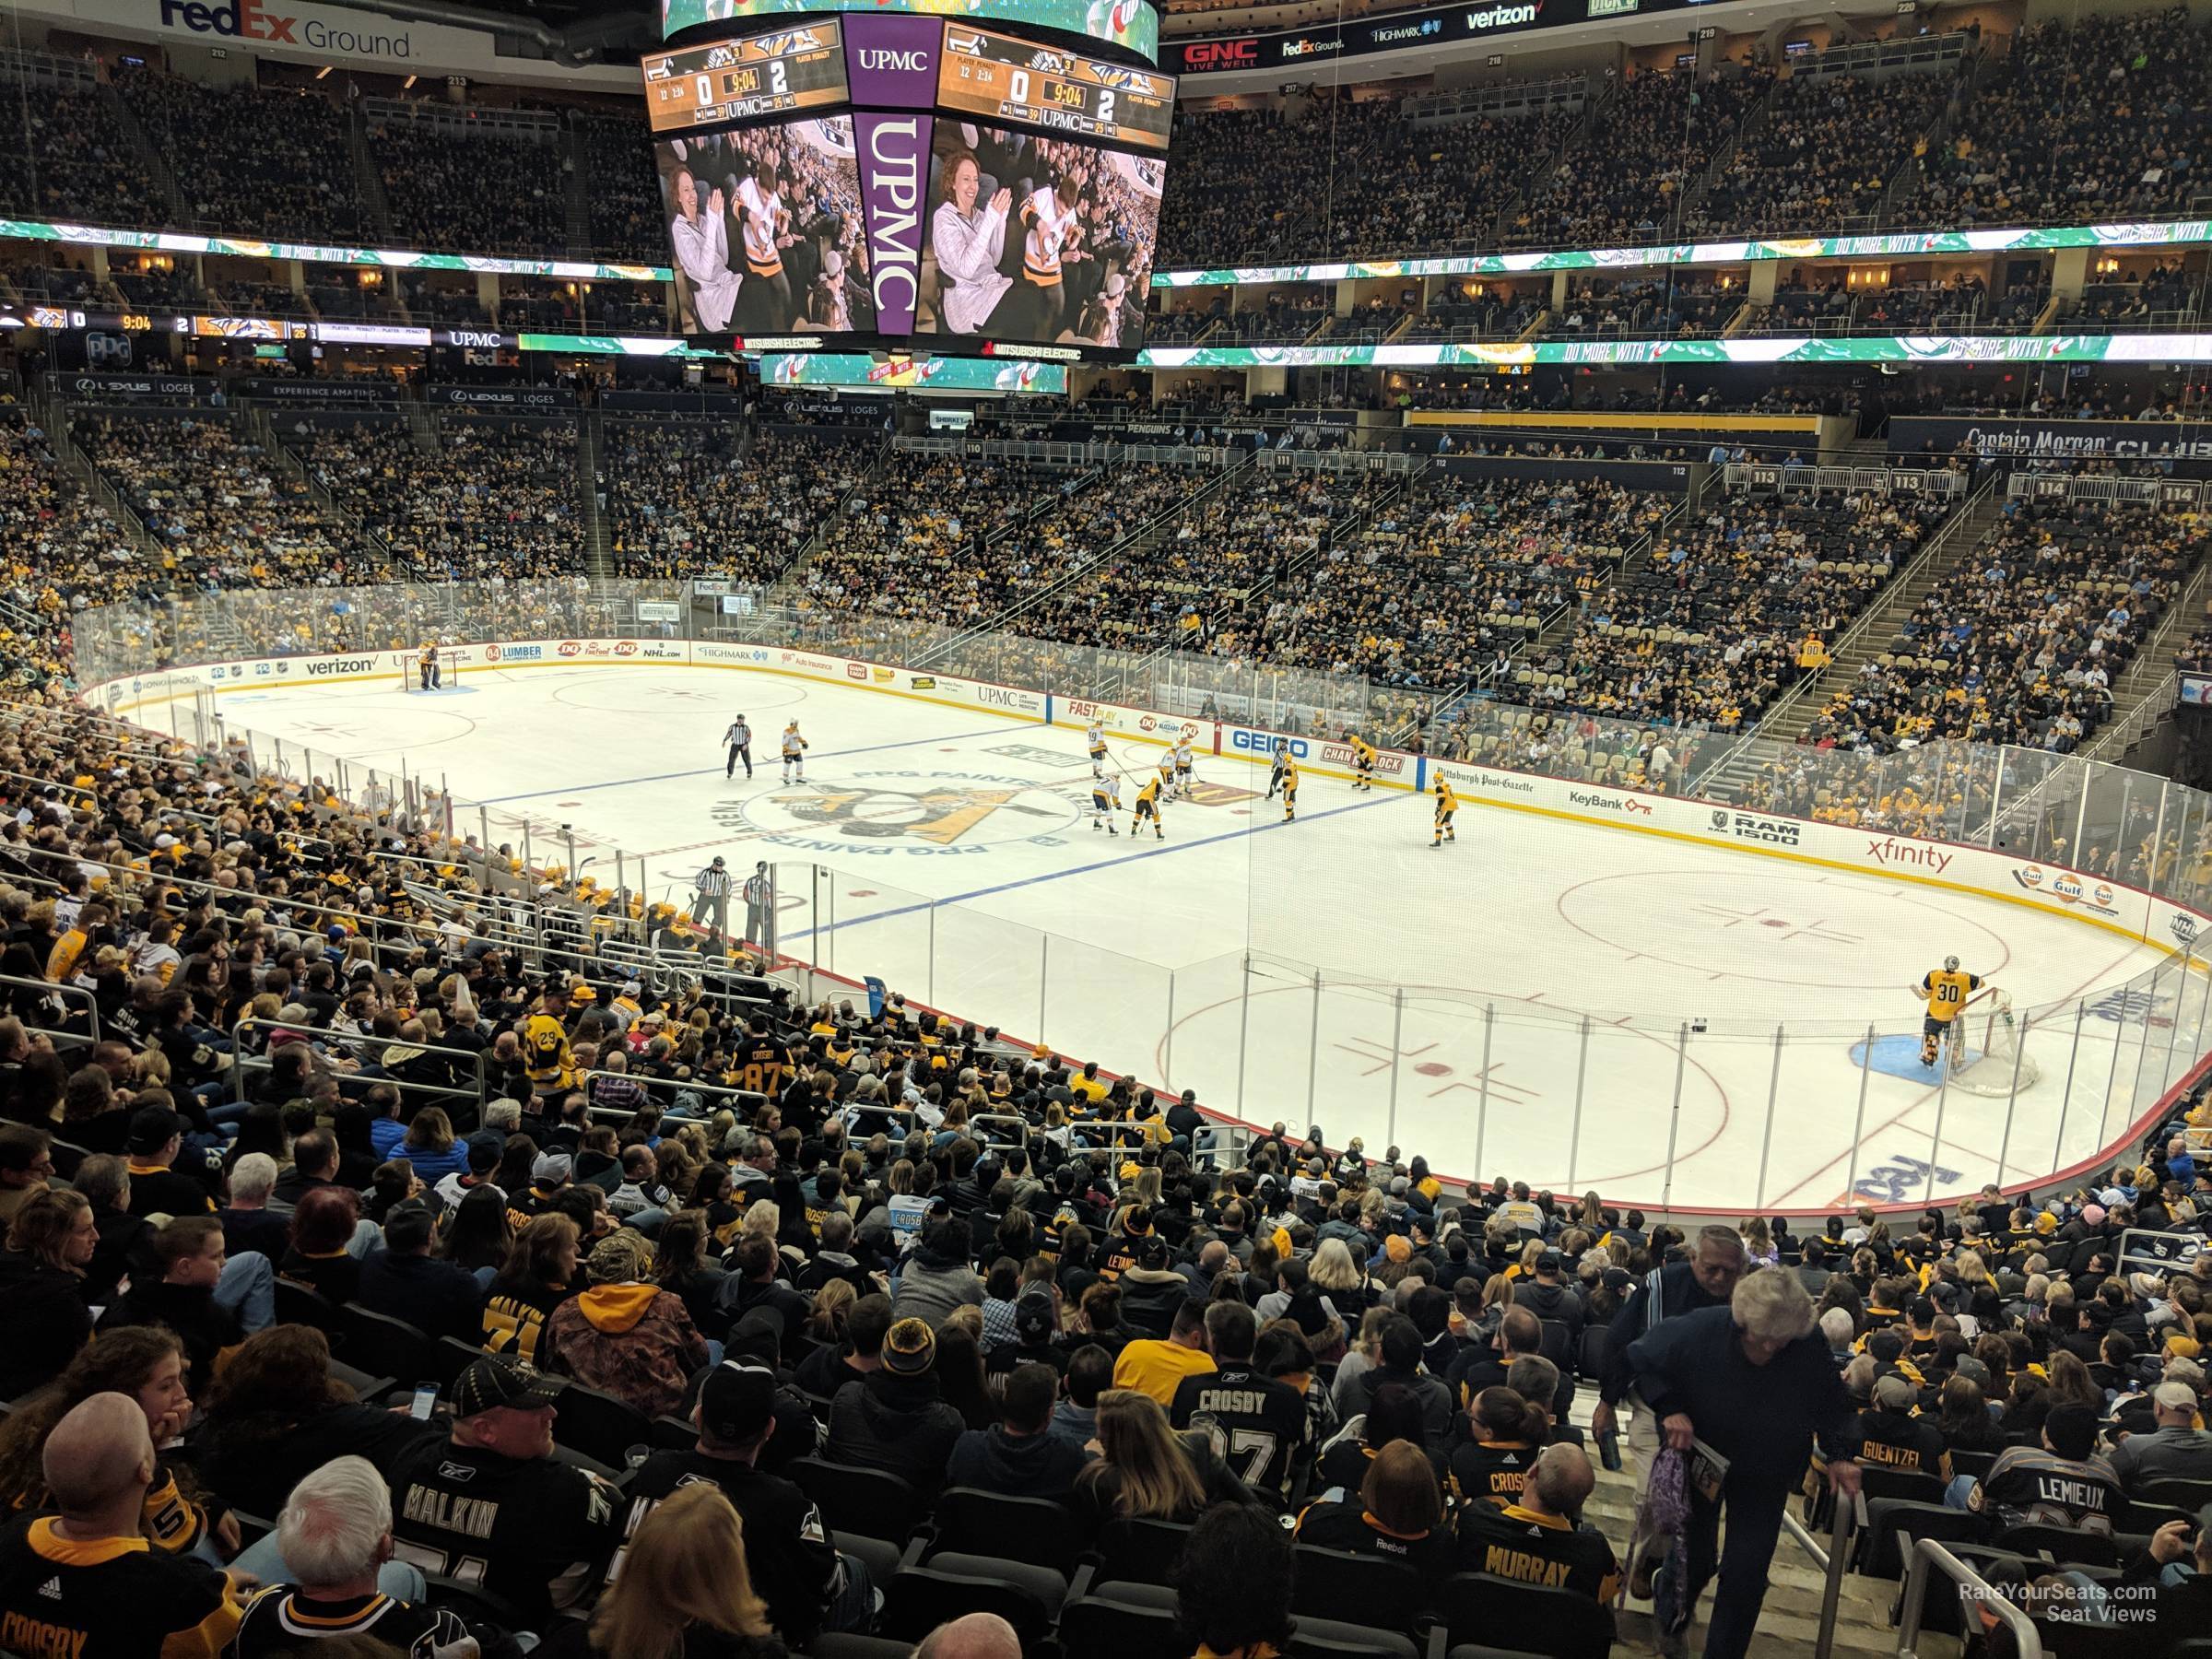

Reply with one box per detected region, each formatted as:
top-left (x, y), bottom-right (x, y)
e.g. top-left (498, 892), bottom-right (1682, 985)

top-left (1914, 956), bottom-right (2041, 1094)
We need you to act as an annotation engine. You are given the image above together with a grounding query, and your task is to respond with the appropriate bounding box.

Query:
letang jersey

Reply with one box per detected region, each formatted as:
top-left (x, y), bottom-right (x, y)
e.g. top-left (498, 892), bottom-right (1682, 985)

top-left (387, 1433), bottom-right (619, 1630)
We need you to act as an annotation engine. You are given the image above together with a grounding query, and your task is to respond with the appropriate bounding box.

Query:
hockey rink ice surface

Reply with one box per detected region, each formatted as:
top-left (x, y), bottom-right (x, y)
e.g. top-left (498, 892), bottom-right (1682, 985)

top-left (210, 662), bottom-right (2184, 1210)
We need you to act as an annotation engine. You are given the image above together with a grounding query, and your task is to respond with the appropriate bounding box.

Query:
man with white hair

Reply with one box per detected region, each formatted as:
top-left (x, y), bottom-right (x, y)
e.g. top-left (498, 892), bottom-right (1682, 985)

top-left (231, 1457), bottom-right (476, 1656)
top-left (2109, 1379), bottom-right (2212, 1492)
top-left (1629, 1266), bottom-right (1863, 1659)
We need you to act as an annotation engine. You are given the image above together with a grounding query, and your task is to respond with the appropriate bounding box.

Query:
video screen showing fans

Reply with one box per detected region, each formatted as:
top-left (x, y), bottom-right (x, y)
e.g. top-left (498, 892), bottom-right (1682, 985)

top-left (920, 122), bottom-right (1162, 351)
top-left (656, 115), bottom-right (866, 336)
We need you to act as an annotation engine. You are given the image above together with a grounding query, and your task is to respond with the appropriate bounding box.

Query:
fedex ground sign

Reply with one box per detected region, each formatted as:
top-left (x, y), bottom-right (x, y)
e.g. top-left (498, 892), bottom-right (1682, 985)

top-left (159, 0), bottom-right (418, 57)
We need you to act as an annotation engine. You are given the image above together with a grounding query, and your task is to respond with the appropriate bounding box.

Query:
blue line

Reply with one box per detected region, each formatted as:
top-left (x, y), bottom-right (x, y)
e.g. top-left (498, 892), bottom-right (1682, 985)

top-left (475, 724), bottom-right (1018, 805)
top-left (781, 789), bottom-right (1401, 944)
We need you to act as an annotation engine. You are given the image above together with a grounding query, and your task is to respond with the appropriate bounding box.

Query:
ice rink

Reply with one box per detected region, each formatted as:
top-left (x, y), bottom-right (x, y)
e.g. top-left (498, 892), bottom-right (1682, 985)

top-left (202, 659), bottom-right (2186, 1211)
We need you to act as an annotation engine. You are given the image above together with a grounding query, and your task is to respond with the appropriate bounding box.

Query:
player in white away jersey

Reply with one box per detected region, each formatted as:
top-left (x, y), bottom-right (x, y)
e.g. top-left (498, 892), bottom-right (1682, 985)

top-left (1088, 721), bottom-right (1108, 778)
top-left (781, 721), bottom-right (808, 783)
top-left (1090, 772), bottom-right (1122, 833)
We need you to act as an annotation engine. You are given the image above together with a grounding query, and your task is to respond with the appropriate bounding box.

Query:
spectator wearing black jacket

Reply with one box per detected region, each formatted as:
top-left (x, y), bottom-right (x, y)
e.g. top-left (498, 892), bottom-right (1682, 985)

top-left (946, 1361), bottom-right (1089, 1500)
top-left (355, 1203), bottom-right (486, 1344)
top-left (793, 1291), bottom-right (891, 1397)
top-left (1335, 1313), bottom-right (1453, 1447)
top-left (822, 1316), bottom-right (966, 1495)
top-left (721, 1232), bottom-right (810, 1359)
top-left (0, 1189), bottom-right (96, 1397)
top-left (1518, 1250), bottom-right (1585, 1345)
top-left (96, 1215), bottom-right (244, 1394)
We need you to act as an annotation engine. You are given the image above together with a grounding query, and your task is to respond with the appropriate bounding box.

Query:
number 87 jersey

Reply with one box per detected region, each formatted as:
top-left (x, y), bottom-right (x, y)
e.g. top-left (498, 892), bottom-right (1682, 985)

top-left (1170, 1361), bottom-right (1311, 1506)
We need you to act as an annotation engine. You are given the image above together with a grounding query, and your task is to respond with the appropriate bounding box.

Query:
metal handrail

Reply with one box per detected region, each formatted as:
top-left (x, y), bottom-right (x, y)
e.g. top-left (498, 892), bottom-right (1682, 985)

top-left (1779, 1487), bottom-right (1860, 1659)
top-left (1896, 1535), bottom-right (2043, 1659)
top-left (575, 1066), bottom-right (769, 1124)
top-left (0, 972), bottom-right (101, 1044)
top-left (226, 1014), bottom-right (489, 1112)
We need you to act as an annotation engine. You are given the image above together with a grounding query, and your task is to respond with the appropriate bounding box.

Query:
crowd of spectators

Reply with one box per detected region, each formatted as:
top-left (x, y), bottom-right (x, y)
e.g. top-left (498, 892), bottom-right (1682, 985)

top-left (606, 424), bottom-right (873, 584)
top-left (0, 417), bottom-right (136, 689)
top-left (290, 415), bottom-right (582, 582)
top-left (114, 69), bottom-right (364, 241)
top-left (1232, 475), bottom-right (1671, 694)
top-left (1911, 7), bottom-right (2212, 229)
top-left (1803, 495), bottom-right (2202, 755)
top-left (2055, 266), bottom-right (2204, 330)
top-left (579, 113), bottom-right (666, 264)
top-left (1505, 66), bottom-right (1772, 247)
top-left (1544, 276), bottom-right (1740, 339)
top-left (371, 116), bottom-right (571, 255)
top-left (1687, 66), bottom-right (1959, 237)
top-left (0, 657), bottom-right (2206, 1653)
top-left (69, 412), bottom-right (374, 591)
top-left (0, 77), bottom-right (169, 229)
top-left (1561, 483), bottom-right (1947, 730)
top-left (789, 453), bottom-right (1032, 625)
top-left (1400, 285), bottom-right (1542, 343)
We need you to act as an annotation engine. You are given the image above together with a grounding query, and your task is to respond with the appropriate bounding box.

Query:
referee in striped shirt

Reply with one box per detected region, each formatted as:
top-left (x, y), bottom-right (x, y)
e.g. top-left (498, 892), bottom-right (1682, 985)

top-left (694, 855), bottom-right (732, 935)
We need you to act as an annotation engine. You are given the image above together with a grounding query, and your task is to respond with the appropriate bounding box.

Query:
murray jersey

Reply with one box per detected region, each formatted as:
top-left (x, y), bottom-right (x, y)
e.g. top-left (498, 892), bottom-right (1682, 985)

top-left (1170, 1364), bottom-right (1308, 1506)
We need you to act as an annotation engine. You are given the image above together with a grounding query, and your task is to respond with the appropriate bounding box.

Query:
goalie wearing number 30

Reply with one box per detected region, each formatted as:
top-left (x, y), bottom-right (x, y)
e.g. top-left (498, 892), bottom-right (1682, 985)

top-left (1915, 956), bottom-right (1984, 1067)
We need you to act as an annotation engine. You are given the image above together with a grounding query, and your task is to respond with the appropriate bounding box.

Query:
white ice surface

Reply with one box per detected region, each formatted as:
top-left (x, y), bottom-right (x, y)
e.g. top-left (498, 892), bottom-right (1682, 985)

top-left (204, 662), bottom-right (2183, 1211)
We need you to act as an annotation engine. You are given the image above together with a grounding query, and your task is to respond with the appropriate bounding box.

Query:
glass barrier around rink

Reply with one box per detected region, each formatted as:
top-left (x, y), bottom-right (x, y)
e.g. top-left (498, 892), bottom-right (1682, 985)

top-left (63, 582), bottom-right (2212, 1210)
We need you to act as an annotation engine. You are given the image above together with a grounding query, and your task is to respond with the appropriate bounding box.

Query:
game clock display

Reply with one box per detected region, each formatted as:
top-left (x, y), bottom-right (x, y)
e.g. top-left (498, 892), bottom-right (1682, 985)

top-left (643, 11), bottom-right (1172, 359)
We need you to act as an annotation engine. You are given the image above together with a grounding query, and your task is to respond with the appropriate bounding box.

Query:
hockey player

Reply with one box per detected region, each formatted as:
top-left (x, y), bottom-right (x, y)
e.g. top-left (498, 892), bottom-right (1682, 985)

top-left (1279, 751), bottom-right (1300, 823)
top-left (1431, 775), bottom-right (1459, 848)
top-left (781, 721), bottom-right (809, 783)
top-left (1131, 774), bottom-right (1164, 841)
top-left (1091, 771), bottom-right (1122, 834)
top-left (1173, 730), bottom-right (1195, 796)
top-left (1155, 749), bottom-right (1176, 804)
top-left (1350, 735), bottom-right (1379, 792)
top-left (418, 641), bottom-right (441, 691)
top-left (1087, 719), bottom-right (1108, 778)
top-left (1916, 955), bottom-right (1983, 1066)
top-left (1267, 741), bottom-right (1293, 800)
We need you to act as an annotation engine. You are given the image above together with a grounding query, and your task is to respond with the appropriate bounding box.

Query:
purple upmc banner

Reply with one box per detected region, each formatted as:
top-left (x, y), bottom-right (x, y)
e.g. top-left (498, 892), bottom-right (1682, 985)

top-left (844, 18), bottom-right (941, 339)
top-left (853, 111), bottom-right (932, 335)
top-left (842, 13), bottom-right (942, 104)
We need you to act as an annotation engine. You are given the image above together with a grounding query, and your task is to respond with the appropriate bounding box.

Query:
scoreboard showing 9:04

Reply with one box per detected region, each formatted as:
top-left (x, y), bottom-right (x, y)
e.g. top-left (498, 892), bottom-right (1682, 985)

top-left (936, 24), bottom-right (1175, 152)
top-left (641, 21), bottom-right (850, 133)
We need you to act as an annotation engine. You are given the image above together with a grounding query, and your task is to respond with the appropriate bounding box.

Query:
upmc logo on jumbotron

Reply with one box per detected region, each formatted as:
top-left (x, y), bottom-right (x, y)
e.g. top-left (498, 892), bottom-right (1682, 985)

top-left (161, 0), bottom-right (300, 41)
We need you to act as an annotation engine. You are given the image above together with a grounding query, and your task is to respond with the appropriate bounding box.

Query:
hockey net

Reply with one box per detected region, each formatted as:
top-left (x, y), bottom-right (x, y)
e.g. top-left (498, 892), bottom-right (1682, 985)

top-left (395, 650), bottom-right (462, 692)
top-left (1945, 989), bottom-right (2042, 1095)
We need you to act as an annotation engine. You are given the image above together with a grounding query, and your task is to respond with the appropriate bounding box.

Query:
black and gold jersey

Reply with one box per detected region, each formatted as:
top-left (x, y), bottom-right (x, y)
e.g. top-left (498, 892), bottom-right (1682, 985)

top-left (0, 1512), bottom-right (243, 1659)
top-left (1454, 1501), bottom-right (1621, 1601)
top-left (231, 1587), bottom-right (470, 1659)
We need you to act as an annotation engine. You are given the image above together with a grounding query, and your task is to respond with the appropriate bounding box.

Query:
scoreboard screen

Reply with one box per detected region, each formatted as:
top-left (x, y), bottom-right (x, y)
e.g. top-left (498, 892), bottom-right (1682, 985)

top-left (642, 22), bottom-right (850, 134)
top-left (935, 25), bottom-right (1174, 153)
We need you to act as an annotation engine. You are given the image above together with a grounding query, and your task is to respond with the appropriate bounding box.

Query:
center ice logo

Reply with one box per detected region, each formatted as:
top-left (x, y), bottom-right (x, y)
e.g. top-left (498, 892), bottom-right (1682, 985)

top-left (719, 770), bottom-right (1078, 853)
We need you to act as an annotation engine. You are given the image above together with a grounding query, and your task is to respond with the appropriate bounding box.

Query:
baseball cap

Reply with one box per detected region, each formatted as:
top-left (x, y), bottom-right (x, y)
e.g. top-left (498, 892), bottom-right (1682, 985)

top-left (1952, 1356), bottom-right (1992, 1389)
top-left (882, 1318), bottom-right (936, 1375)
top-left (453, 1356), bottom-right (560, 1418)
top-left (1535, 1250), bottom-right (1562, 1274)
top-left (532, 1151), bottom-right (573, 1183)
top-left (1872, 1373), bottom-right (1918, 1410)
top-left (127, 1105), bottom-right (183, 1156)
top-left (586, 1230), bottom-right (653, 1285)
top-left (1135, 1236), bottom-right (1170, 1271)
top-left (1014, 1292), bottom-right (1055, 1342)
top-left (697, 1363), bottom-right (778, 1443)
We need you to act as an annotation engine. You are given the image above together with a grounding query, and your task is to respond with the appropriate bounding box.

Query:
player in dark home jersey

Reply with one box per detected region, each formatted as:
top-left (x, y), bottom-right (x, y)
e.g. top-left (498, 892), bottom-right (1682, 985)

top-left (1171, 1303), bottom-right (1307, 1507)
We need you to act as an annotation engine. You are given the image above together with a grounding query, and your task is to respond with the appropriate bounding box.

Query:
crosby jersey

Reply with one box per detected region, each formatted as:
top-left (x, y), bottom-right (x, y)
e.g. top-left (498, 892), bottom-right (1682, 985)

top-left (736, 1035), bottom-right (794, 1097)
top-left (1921, 969), bottom-right (1982, 1025)
top-left (1170, 1365), bottom-right (1308, 1506)
top-left (0, 1513), bottom-right (244, 1659)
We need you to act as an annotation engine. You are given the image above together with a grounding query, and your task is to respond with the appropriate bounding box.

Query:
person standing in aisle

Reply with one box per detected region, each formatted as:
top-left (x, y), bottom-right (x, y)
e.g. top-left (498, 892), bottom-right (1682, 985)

top-left (1629, 1268), bottom-right (1862, 1659)
top-left (742, 862), bottom-right (773, 950)
top-left (724, 714), bottom-right (753, 780)
top-left (694, 856), bottom-right (732, 936)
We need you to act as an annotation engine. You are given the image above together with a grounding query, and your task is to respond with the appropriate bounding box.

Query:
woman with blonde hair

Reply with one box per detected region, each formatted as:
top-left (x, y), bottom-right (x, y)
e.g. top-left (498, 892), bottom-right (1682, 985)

top-left (1071, 1389), bottom-right (1251, 1530)
top-left (1309, 1236), bottom-right (1371, 1312)
top-left (546, 1482), bottom-right (784, 1659)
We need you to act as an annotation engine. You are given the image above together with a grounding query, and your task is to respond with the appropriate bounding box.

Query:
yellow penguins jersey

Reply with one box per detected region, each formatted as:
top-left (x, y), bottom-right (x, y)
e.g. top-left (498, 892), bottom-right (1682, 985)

top-left (1435, 780), bottom-right (1459, 815)
top-left (523, 1010), bottom-right (574, 1082)
top-left (1136, 778), bottom-right (1161, 806)
top-left (1353, 737), bottom-right (1378, 765)
top-left (1921, 969), bottom-right (1982, 1024)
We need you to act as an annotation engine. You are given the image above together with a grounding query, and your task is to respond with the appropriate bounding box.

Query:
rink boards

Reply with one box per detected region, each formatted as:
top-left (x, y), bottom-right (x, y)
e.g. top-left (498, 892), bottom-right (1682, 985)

top-left (91, 631), bottom-right (2212, 958)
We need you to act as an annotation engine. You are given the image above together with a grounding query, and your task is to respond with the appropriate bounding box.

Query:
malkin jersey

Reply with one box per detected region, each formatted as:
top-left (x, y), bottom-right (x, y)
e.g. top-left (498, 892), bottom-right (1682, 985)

top-left (0, 1512), bottom-right (243, 1659)
top-left (387, 1434), bottom-right (619, 1630)
top-left (1170, 1364), bottom-right (1308, 1505)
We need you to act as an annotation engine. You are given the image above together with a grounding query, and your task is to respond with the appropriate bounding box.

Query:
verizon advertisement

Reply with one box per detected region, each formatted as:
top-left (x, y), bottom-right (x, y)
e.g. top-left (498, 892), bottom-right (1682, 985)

top-left (1171, 0), bottom-right (1662, 74)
